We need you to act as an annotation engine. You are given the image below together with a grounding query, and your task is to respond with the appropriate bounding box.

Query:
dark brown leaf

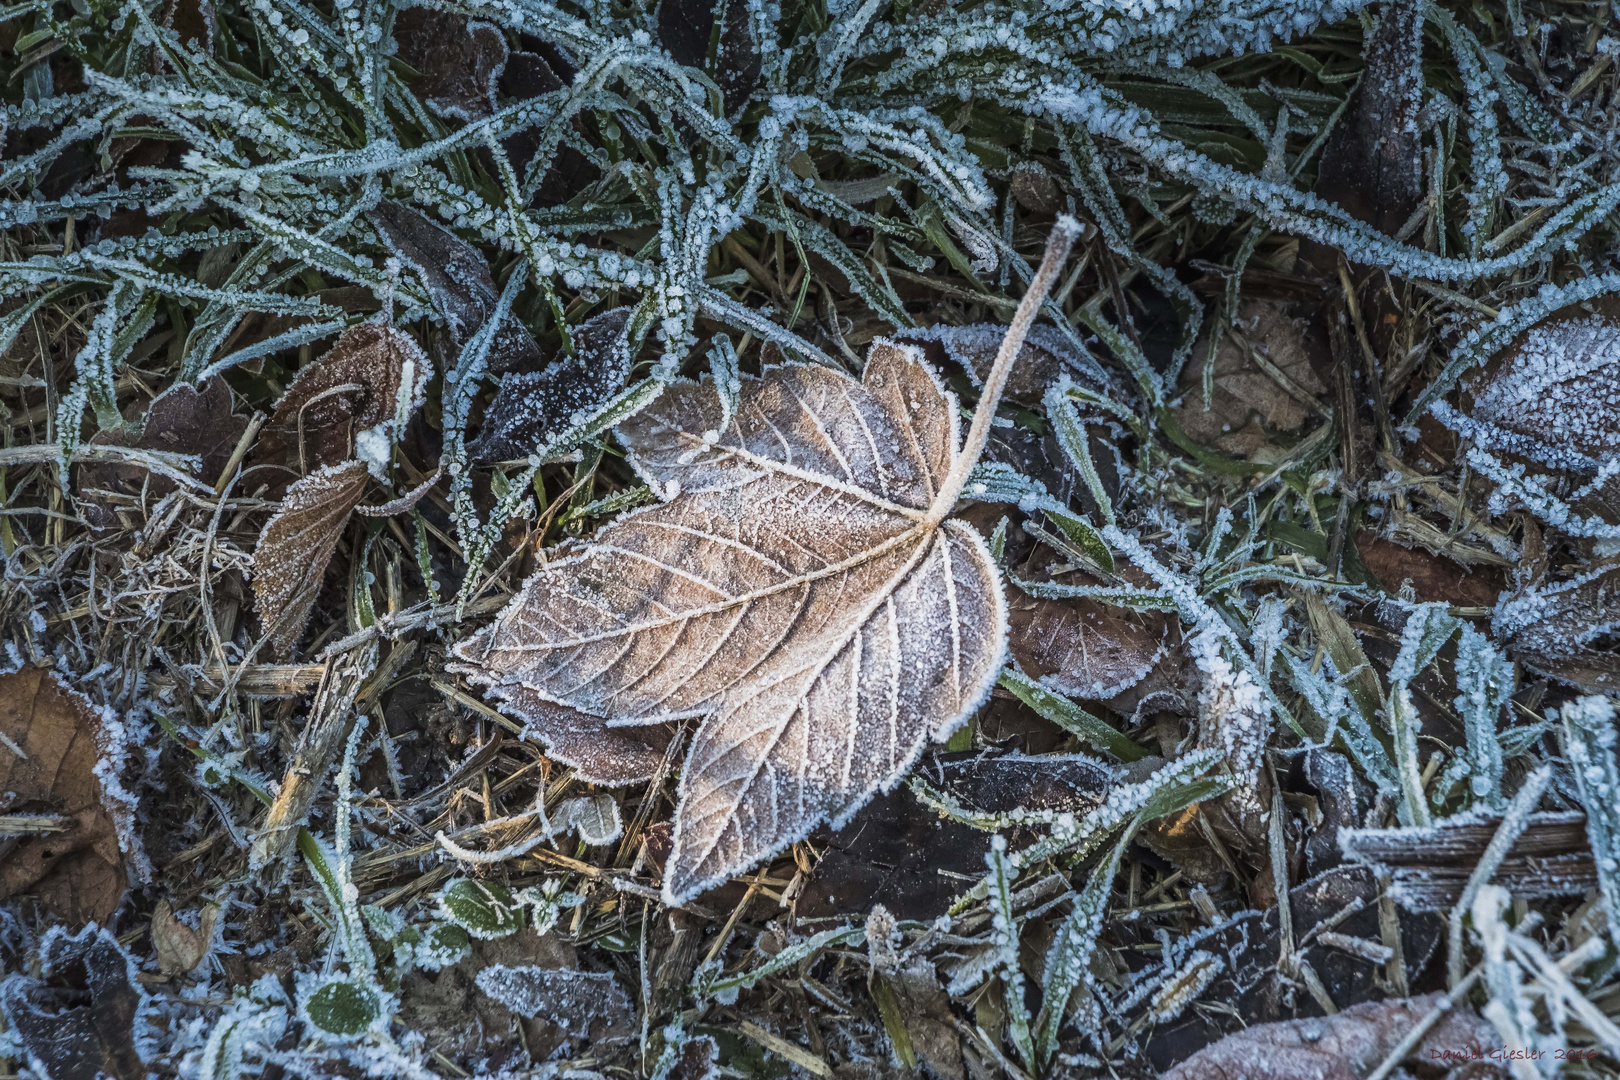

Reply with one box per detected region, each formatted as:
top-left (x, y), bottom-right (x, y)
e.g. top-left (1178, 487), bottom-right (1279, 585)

top-left (656, 0), bottom-right (761, 112)
top-left (258, 323), bottom-right (430, 474)
top-left (368, 201), bottom-right (542, 373)
top-left (1161, 992), bottom-right (1503, 1080)
top-left (393, 8), bottom-right (507, 121)
top-left (0, 668), bottom-right (128, 926)
top-left (893, 323), bottom-right (1092, 405)
top-left (0, 926), bottom-right (152, 1080)
top-left (1173, 300), bottom-right (1325, 459)
top-left (251, 460), bottom-right (370, 656)
top-left (497, 685), bottom-right (671, 787)
top-left (1494, 566), bottom-right (1620, 691)
top-left (468, 306), bottom-right (634, 462)
top-left (79, 377), bottom-right (247, 528)
top-left (1008, 593), bottom-right (1168, 702)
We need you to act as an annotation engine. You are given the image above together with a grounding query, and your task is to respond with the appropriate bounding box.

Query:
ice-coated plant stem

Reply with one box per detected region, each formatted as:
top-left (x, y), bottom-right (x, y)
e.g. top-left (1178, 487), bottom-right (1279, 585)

top-left (927, 216), bottom-right (1082, 525)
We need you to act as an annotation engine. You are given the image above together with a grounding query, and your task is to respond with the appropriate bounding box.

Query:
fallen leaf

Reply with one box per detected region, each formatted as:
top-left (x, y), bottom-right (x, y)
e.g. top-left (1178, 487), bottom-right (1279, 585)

top-left (1173, 300), bottom-right (1325, 458)
top-left (454, 340), bottom-right (1006, 902)
top-left (666, 1033), bottom-right (720, 1080)
top-left (257, 323), bottom-right (430, 475)
top-left (1353, 530), bottom-right (1503, 608)
top-left (1493, 566), bottom-right (1620, 691)
top-left (368, 201), bottom-right (542, 373)
top-left (877, 955), bottom-right (964, 1080)
top-left (151, 898), bottom-right (216, 976)
top-left (498, 685), bottom-right (672, 787)
top-left (393, 8), bottom-right (507, 121)
top-left (925, 752), bottom-right (1115, 817)
top-left (0, 668), bottom-right (128, 926)
top-left (1160, 992), bottom-right (1503, 1080)
top-left (473, 966), bottom-right (634, 1042)
top-left (80, 377), bottom-right (247, 528)
top-left (0, 925), bottom-right (153, 1080)
top-left (1007, 592), bottom-right (1168, 702)
top-left (656, 0), bottom-right (762, 112)
top-left (251, 460), bottom-right (370, 656)
top-left (469, 306), bottom-right (634, 462)
top-left (1313, 0), bottom-right (1424, 237)
top-left (488, 49), bottom-right (600, 206)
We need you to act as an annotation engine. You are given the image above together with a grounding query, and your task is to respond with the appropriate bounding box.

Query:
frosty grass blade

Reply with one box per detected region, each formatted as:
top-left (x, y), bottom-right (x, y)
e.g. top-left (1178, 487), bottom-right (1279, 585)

top-left (454, 221), bottom-right (1080, 903)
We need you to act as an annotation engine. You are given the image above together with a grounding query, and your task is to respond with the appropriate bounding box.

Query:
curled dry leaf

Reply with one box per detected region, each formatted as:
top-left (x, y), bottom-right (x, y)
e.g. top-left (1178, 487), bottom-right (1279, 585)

top-left (392, 7), bottom-right (507, 121)
top-left (498, 685), bottom-right (672, 787)
top-left (1161, 991), bottom-right (1505, 1080)
top-left (252, 460), bottom-right (370, 657)
top-left (469, 306), bottom-right (634, 462)
top-left (551, 793), bottom-right (624, 846)
top-left (80, 376), bottom-right (247, 528)
top-left (455, 341), bottom-right (1007, 902)
top-left (151, 898), bottom-right (217, 976)
top-left (368, 201), bottom-right (542, 373)
top-left (0, 669), bottom-right (129, 926)
top-left (258, 323), bottom-right (430, 476)
top-left (1494, 565), bottom-right (1620, 691)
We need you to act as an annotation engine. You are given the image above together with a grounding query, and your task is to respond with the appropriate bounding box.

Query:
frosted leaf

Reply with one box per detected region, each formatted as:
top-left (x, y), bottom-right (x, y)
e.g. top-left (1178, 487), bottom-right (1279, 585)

top-left (369, 201), bottom-right (542, 372)
top-left (0, 926), bottom-right (157, 1080)
top-left (1449, 624), bottom-right (1512, 807)
top-left (657, 0), bottom-right (762, 113)
top-left (1007, 590), bottom-right (1168, 703)
top-left (1454, 303), bottom-right (1620, 475)
top-left (251, 460), bottom-right (371, 657)
top-left (259, 324), bottom-right (431, 475)
top-left (454, 340), bottom-right (1008, 902)
top-left (437, 878), bottom-right (526, 939)
top-left (500, 685), bottom-right (672, 786)
top-left (297, 974), bottom-right (389, 1041)
top-left (473, 966), bottom-right (633, 1039)
top-left (1192, 630), bottom-right (1272, 819)
top-left (1386, 602), bottom-right (1460, 685)
top-left (1493, 565), bottom-right (1620, 691)
top-left (391, 8), bottom-right (507, 121)
top-left (469, 306), bottom-right (634, 463)
top-left (1148, 950), bottom-right (1223, 1024)
top-left (894, 322), bottom-right (1104, 405)
top-left (552, 793), bottom-right (624, 846)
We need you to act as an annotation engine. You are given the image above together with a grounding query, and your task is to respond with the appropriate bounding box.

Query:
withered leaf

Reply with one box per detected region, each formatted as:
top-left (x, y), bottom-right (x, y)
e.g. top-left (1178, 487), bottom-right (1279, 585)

top-left (258, 323), bottom-right (430, 475)
top-left (469, 307), bottom-right (634, 463)
top-left (0, 669), bottom-right (128, 926)
top-left (393, 8), bottom-right (507, 121)
top-left (368, 201), bottom-right (542, 373)
top-left (656, 0), bottom-right (762, 112)
top-left (498, 685), bottom-right (672, 787)
top-left (1173, 300), bottom-right (1325, 459)
top-left (252, 460), bottom-right (370, 657)
top-left (473, 966), bottom-right (634, 1041)
top-left (1494, 566), bottom-right (1620, 691)
top-left (1008, 592), bottom-right (1168, 702)
top-left (80, 376), bottom-right (247, 528)
top-left (151, 898), bottom-right (216, 976)
top-left (0, 926), bottom-right (152, 1080)
top-left (1160, 992), bottom-right (1502, 1080)
top-left (454, 340), bottom-right (1007, 902)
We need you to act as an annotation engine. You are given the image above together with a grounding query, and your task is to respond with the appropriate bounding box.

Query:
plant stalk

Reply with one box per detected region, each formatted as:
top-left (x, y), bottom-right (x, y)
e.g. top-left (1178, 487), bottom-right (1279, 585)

top-left (928, 216), bottom-right (1081, 524)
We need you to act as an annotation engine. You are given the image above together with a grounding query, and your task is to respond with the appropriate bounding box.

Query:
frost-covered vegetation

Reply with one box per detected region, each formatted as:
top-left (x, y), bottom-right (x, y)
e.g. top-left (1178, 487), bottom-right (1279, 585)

top-left (7, 0), bottom-right (1620, 1073)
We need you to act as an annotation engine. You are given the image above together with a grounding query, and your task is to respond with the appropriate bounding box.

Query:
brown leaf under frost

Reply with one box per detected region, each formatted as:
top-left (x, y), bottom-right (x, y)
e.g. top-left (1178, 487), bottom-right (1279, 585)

top-left (0, 669), bottom-right (128, 926)
top-left (1161, 992), bottom-right (1505, 1080)
top-left (454, 341), bottom-right (1007, 902)
top-left (252, 460), bottom-right (370, 656)
top-left (257, 323), bottom-right (429, 475)
top-left (1008, 591), bottom-right (1167, 702)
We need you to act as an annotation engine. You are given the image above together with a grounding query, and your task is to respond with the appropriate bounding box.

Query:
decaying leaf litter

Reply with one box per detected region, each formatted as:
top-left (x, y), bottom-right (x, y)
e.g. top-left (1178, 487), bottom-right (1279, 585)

top-left (8, 0), bottom-right (1620, 1074)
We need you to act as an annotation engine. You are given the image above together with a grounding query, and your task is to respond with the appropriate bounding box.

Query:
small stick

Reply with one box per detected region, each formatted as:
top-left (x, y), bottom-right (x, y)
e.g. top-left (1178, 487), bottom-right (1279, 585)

top-left (928, 217), bottom-right (1081, 524)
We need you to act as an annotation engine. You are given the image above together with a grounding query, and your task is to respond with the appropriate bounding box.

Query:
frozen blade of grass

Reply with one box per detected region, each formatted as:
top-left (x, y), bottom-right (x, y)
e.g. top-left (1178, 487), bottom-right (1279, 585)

top-left (987, 836), bottom-right (1038, 1072)
top-left (1563, 697), bottom-right (1620, 948)
top-left (1448, 765), bottom-right (1552, 988)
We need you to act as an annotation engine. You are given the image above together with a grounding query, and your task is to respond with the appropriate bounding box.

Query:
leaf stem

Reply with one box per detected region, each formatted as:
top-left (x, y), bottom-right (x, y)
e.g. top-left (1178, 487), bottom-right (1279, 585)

top-left (928, 216), bottom-right (1082, 524)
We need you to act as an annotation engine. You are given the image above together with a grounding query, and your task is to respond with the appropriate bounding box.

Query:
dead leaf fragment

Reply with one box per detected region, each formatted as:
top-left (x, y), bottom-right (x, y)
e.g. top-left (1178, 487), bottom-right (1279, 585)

top-left (151, 899), bottom-right (216, 976)
top-left (656, 0), bottom-right (762, 111)
top-left (1161, 992), bottom-right (1504, 1080)
top-left (1494, 565), bottom-right (1620, 690)
top-left (0, 669), bottom-right (128, 926)
top-left (258, 323), bottom-right (430, 474)
top-left (393, 8), bottom-right (507, 120)
top-left (368, 201), bottom-right (542, 372)
top-left (0, 925), bottom-right (153, 1080)
top-left (498, 685), bottom-right (672, 786)
top-left (1173, 300), bottom-right (1325, 458)
top-left (80, 377), bottom-right (247, 528)
top-left (1007, 592), bottom-right (1167, 701)
top-left (455, 340), bottom-right (1006, 902)
top-left (251, 460), bottom-right (370, 656)
top-left (893, 323), bottom-right (1092, 405)
top-left (469, 307), bottom-right (634, 462)
top-left (473, 966), bottom-right (634, 1043)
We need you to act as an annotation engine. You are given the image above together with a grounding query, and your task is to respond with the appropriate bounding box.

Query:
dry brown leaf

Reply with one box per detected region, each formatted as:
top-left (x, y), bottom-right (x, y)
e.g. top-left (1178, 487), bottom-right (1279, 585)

top-left (0, 925), bottom-right (152, 1080)
top-left (80, 377), bottom-right (247, 528)
top-left (252, 459), bottom-right (370, 656)
top-left (496, 685), bottom-right (672, 786)
top-left (1007, 592), bottom-right (1167, 702)
top-left (393, 7), bottom-right (507, 120)
top-left (893, 322), bottom-right (1094, 405)
top-left (1494, 565), bottom-right (1620, 691)
top-left (1173, 300), bottom-right (1325, 458)
top-left (151, 898), bottom-right (216, 976)
top-left (0, 668), bottom-right (128, 926)
top-left (455, 225), bottom-right (1079, 903)
top-left (368, 201), bottom-right (542, 372)
top-left (454, 343), bottom-right (1007, 902)
top-left (258, 323), bottom-right (430, 475)
top-left (1161, 992), bottom-right (1505, 1080)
